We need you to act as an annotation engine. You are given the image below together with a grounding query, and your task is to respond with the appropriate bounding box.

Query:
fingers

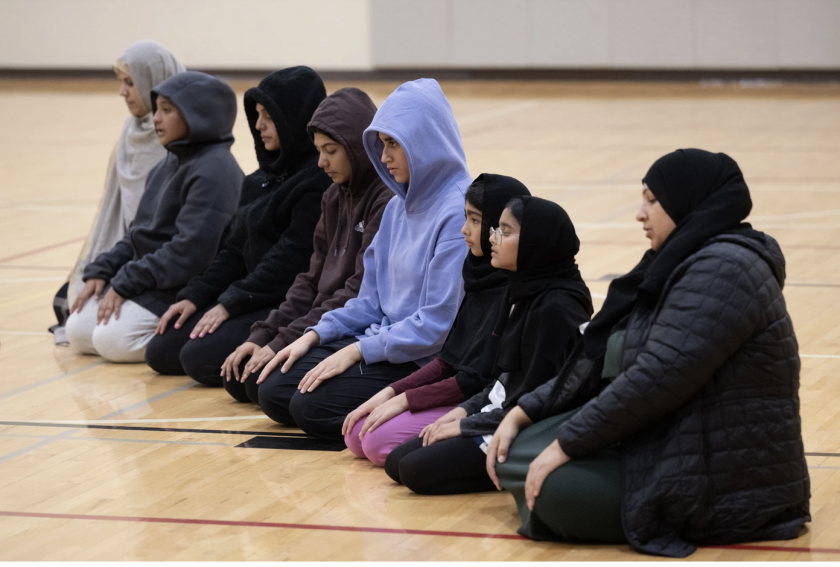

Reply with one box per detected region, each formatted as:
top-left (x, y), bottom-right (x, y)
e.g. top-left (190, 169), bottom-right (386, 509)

top-left (190, 318), bottom-right (207, 339)
top-left (257, 353), bottom-right (283, 385)
top-left (342, 411), bottom-right (359, 437)
top-left (525, 464), bottom-right (548, 511)
top-left (280, 348), bottom-right (299, 374)
top-left (220, 356), bottom-right (232, 381)
top-left (112, 298), bottom-right (121, 321)
top-left (208, 317), bottom-right (224, 335)
top-left (93, 279), bottom-right (105, 301)
top-left (496, 433), bottom-right (511, 464)
top-left (486, 440), bottom-right (502, 490)
top-left (155, 311), bottom-right (172, 335)
top-left (243, 352), bottom-right (268, 379)
top-left (174, 308), bottom-right (192, 330)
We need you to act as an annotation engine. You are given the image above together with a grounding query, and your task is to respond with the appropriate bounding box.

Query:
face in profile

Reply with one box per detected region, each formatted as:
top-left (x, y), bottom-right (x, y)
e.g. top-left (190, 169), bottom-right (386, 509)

top-left (255, 103), bottom-right (280, 151)
top-left (489, 207), bottom-right (520, 271)
top-left (378, 132), bottom-right (409, 184)
top-left (116, 68), bottom-right (147, 118)
top-left (461, 199), bottom-right (483, 257)
top-left (152, 95), bottom-right (189, 146)
top-left (636, 183), bottom-right (676, 251)
top-left (313, 131), bottom-right (352, 185)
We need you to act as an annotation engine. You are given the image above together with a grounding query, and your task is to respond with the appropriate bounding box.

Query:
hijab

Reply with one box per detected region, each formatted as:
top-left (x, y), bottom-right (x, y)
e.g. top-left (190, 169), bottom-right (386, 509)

top-left (583, 149), bottom-right (753, 359)
top-left (69, 41), bottom-right (185, 303)
top-left (439, 174), bottom-right (531, 394)
top-left (494, 196), bottom-right (594, 406)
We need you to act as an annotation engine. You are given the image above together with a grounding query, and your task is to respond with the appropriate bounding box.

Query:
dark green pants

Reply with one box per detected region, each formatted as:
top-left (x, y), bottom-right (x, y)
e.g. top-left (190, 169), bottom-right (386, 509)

top-left (496, 410), bottom-right (627, 544)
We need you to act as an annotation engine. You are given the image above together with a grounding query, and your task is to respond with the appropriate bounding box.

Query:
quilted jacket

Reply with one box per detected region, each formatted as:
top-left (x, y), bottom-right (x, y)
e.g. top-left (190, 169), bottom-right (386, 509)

top-left (517, 230), bottom-right (810, 557)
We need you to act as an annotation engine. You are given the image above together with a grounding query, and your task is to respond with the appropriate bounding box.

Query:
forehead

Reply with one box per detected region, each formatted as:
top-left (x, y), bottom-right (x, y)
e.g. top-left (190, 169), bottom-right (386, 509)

top-left (465, 201), bottom-right (481, 214)
top-left (156, 95), bottom-right (172, 105)
top-left (499, 208), bottom-right (519, 227)
top-left (115, 69), bottom-right (131, 81)
top-left (312, 131), bottom-right (338, 145)
top-left (378, 132), bottom-right (394, 141)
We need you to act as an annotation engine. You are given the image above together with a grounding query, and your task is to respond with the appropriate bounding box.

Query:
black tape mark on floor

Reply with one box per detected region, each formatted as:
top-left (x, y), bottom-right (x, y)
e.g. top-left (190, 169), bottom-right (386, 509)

top-left (237, 436), bottom-right (346, 452)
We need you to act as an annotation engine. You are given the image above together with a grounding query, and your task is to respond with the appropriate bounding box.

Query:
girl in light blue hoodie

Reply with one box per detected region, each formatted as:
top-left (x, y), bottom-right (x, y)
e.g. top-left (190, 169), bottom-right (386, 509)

top-left (252, 79), bottom-right (471, 441)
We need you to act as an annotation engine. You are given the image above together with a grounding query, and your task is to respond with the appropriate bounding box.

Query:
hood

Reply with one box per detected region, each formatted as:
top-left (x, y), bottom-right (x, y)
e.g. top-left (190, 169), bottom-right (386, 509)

top-left (118, 40), bottom-right (185, 116)
top-left (151, 71), bottom-right (237, 152)
top-left (363, 78), bottom-right (471, 213)
top-left (307, 87), bottom-right (379, 195)
top-left (244, 66), bottom-right (326, 175)
top-left (711, 229), bottom-right (786, 288)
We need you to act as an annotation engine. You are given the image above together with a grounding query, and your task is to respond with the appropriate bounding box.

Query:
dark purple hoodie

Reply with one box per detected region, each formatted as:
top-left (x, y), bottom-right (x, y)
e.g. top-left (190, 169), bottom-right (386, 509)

top-left (247, 88), bottom-right (393, 352)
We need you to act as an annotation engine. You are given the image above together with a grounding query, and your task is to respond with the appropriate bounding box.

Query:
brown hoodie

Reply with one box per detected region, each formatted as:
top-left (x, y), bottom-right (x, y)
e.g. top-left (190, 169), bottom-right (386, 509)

top-left (246, 88), bottom-right (393, 352)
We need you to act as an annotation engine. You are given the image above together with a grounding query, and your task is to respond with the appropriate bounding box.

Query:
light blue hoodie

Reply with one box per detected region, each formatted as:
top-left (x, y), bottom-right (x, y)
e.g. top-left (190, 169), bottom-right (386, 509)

top-left (308, 79), bottom-right (471, 366)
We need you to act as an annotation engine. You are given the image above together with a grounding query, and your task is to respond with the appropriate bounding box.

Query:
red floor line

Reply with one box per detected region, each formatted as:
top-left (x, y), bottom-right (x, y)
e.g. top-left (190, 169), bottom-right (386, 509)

top-left (1, 510), bottom-right (838, 554)
top-left (0, 510), bottom-right (525, 540)
top-left (0, 237), bottom-right (85, 264)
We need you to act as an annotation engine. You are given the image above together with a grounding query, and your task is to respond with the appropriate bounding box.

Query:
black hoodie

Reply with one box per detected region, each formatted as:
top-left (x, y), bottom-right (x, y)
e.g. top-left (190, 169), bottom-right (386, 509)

top-left (83, 71), bottom-right (244, 315)
top-left (176, 67), bottom-right (332, 317)
top-left (458, 196), bottom-right (593, 437)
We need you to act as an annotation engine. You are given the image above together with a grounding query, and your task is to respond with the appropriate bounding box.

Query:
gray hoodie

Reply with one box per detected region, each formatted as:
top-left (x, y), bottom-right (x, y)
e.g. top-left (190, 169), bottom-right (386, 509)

top-left (84, 71), bottom-right (244, 315)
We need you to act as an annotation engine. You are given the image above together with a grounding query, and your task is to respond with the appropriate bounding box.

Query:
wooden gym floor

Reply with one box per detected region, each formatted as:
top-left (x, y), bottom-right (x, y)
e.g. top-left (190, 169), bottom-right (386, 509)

top-left (0, 77), bottom-right (839, 561)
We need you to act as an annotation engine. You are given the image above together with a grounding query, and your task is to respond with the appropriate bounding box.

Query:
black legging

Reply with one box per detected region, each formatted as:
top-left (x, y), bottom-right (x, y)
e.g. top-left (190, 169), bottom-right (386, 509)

top-left (254, 338), bottom-right (417, 441)
top-left (384, 436), bottom-right (497, 495)
top-left (145, 307), bottom-right (272, 387)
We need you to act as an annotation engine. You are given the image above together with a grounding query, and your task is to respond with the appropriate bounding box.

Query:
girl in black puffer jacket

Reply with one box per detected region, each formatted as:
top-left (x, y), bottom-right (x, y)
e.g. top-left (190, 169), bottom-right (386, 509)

top-left (488, 149), bottom-right (810, 558)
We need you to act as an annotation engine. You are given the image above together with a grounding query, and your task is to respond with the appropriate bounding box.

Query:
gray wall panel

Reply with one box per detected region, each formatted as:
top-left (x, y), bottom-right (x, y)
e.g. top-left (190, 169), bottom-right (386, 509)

top-left (450, 0), bottom-right (531, 66)
top-left (532, 0), bottom-right (611, 67)
top-left (694, 0), bottom-right (778, 68)
top-left (778, 0), bottom-right (840, 68)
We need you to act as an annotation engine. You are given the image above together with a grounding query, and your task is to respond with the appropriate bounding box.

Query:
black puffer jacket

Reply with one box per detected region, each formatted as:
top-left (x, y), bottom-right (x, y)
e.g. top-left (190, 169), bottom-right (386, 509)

top-left (176, 67), bottom-right (331, 317)
top-left (518, 231), bottom-right (810, 557)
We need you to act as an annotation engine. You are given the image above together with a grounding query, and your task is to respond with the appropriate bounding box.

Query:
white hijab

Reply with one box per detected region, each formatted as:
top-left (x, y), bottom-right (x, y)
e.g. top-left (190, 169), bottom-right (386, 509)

top-left (69, 41), bottom-right (185, 302)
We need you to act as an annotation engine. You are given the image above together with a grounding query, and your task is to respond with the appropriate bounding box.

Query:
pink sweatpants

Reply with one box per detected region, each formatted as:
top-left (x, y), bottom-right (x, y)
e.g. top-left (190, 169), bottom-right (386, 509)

top-left (345, 406), bottom-right (457, 466)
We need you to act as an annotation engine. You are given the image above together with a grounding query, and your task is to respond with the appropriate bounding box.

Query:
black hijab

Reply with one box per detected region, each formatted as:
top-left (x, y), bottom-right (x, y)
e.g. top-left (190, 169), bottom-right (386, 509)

top-left (440, 174), bottom-right (530, 395)
top-left (494, 196), bottom-right (594, 406)
top-left (583, 149), bottom-right (753, 359)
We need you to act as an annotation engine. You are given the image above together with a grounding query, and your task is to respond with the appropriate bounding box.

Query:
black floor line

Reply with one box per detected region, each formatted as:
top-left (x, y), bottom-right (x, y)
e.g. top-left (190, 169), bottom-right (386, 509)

top-left (237, 436), bottom-right (346, 452)
top-left (805, 452), bottom-right (840, 457)
top-left (0, 421), bottom-right (309, 438)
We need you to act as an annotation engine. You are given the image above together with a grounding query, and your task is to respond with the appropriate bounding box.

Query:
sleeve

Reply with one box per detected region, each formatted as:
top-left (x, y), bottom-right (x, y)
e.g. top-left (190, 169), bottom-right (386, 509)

top-left (459, 383), bottom-right (493, 416)
top-left (215, 191), bottom-right (323, 318)
top-left (109, 168), bottom-right (238, 299)
top-left (459, 407), bottom-right (508, 438)
top-left (390, 358), bottom-right (455, 395)
top-left (556, 255), bottom-right (765, 458)
top-left (405, 377), bottom-right (465, 413)
top-left (176, 220), bottom-right (248, 310)
top-left (357, 235), bottom-right (466, 364)
top-left (83, 235), bottom-right (134, 283)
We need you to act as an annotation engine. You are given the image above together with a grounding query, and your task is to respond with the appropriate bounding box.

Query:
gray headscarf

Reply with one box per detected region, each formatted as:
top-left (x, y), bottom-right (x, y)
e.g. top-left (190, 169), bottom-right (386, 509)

top-left (68, 40), bottom-right (185, 303)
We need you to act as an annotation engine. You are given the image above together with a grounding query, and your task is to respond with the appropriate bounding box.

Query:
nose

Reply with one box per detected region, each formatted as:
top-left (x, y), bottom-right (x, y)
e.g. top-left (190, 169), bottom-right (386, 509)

top-left (636, 205), bottom-right (647, 223)
top-left (380, 147), bottom-right (389, 163)
top-left (318, 152), bottom-right (328, 169)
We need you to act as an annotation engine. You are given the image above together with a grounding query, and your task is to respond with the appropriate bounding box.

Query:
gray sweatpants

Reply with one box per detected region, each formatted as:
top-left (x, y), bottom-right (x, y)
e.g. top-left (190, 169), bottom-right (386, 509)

top-left (65, 297), bottom-right (159, 363)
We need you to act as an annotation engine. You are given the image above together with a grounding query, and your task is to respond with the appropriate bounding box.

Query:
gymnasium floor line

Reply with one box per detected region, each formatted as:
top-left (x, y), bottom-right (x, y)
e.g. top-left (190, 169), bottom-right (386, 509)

top-left (0, 360), bottom-right (105, 400)
top-left (0, 432), bottom-right (229, 447)
top-left (0, 382), bottom-right (198, 462)
top-left (0, 421), bottom-right (309, 437)
top-left (0, 236), bottom-right (84, 264)
top-left (579, 240), bottom-right (840, 251)
top-left (0, 510), bottom-right (837, 555)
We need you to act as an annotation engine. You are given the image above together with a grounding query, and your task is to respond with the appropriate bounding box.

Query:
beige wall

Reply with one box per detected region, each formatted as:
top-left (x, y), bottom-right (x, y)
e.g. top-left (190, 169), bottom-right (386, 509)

top-left (2, 0), bottom-right (838, 71)
top-left (0, 0), bottom-right (373, 70)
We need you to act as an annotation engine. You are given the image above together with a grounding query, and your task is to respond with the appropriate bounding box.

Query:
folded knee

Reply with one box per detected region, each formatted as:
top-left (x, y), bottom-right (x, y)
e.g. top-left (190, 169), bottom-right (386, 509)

top-left (92, 326), bottom-right (145, 363)
top-left (360, 429), bottom-right (392, 467)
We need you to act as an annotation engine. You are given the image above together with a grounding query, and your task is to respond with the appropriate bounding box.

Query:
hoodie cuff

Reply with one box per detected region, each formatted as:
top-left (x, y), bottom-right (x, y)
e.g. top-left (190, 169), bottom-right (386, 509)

top-left (358, 335), bottom-right (387, 365)
top-left (307, 321), bottom-right (339, 346)
top-left (246, 327), bottom-right (274, 349)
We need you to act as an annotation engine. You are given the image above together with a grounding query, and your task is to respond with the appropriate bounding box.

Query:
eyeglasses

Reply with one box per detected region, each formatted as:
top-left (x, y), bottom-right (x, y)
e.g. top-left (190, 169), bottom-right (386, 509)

top-left (489, 227), bottom-right (517, 242)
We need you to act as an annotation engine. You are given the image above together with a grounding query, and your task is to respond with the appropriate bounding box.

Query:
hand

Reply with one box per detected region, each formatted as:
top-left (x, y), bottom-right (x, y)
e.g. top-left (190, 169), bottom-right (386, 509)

top-left (420, 417), bottom-right (462, 447)
top-left (256, 331), bottom-right (320, 384)
top-left (525, 440), bottom-right (571, 510)
top-left (359, 392), bottom-right (409, 438)
top-left (297, 343), bottom-right (361, 393)
top-left (96, 287), bottom-right (125, 325)
top-left (190, 304), bottom-right (229, 339)
top-left (341, 387), bottom-right (397, 437)
top-left (237, 344), bottom-right (276, 382)
top-left (70, 278), bottom-right (105, 314)
top-left (221, 342), bottom-right (261, 382)
top-left (155, 299), bottom-right (197, 335)
top-left (419, 406), bottom-right (466, 440)
top-left (486, 405), bottom-right (533, 490)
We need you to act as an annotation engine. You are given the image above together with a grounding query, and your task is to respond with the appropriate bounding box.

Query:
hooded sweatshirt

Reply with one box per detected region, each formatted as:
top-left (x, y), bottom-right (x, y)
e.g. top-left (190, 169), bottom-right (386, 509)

top-left (389, 174), bottom-right (532, 411)
top-left (458, 196), bottom-right (594, 438)
top-left (175, 67), bottom-right (331, 318)
top-left (69, 40), bottom-right (185, 303)
top-left (308, 79), bottom-right (471, 367)
top-left (246, 88), bottom-right (393, 352)
top-left (83, 71), bottom-right (243, 316)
